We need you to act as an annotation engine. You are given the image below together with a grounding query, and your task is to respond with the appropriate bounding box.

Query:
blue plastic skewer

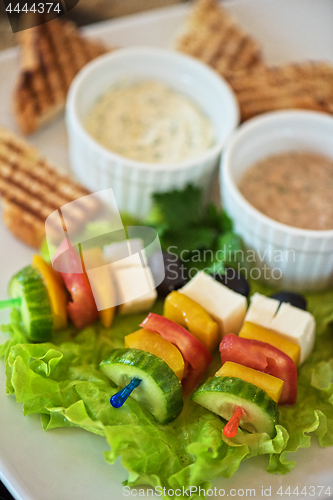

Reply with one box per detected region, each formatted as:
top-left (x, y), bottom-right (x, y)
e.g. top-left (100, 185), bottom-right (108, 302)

top-left (0, 297), bottom-right (22, 310)
top-left (110, 378), bottom-right (141, 408)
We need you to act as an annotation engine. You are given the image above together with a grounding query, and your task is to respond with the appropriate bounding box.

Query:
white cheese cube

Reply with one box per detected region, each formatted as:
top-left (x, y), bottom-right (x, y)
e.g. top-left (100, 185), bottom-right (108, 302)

top-left (269, 302), bottom-right (315, 364)
top-left (245, 293), bottom-right (280, 328)
top-left (83, 247), bottom-right (117, 311)
top-left (114, 266), bottom-right (157, 315)
top-left (245, 293), bottom-right (316, 364)
top-left (103, 240), bottom-right (130, 263)
top-left (179, 271), bottom-right (247, 337)
top-left (109, 253), bottom-right (143, 271)
top-left (103, 239), bottom-right (147, 268)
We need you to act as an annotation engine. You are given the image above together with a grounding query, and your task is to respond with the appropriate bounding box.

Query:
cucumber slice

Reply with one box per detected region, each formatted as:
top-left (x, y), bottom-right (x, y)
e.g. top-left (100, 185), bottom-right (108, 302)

top-left (100, 348), bottom-right (183, 424)
top-left (192, 376), bottom-right (279, 437)
top-left (8, 265), bottom-right (53, 342)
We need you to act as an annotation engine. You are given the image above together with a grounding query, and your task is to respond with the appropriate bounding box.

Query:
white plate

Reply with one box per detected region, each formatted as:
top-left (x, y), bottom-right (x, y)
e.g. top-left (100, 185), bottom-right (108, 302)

top-left (1, 1), bottom-right (333, 499)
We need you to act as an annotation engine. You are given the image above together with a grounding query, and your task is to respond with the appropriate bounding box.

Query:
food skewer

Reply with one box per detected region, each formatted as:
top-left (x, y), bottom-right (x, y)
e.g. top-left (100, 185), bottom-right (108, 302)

top-left (100, 348), bottom-right (184, 424)
top-left (1, 240), bottom-right (314, 437)
top-left (110, 378), bottom-right (142, 408)
top-left (0, 297), bottom-right (21, 310)
top-left (223, 407), bottom-right (244, 439)
top-left (102, 277), bottom-right (312, 436)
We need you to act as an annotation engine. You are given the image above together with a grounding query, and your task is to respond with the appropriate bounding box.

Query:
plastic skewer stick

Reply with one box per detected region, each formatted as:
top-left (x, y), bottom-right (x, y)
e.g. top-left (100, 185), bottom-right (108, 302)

top-left (110, 378), bottom-right (141, 408)
top-left (223, 406), bottom-right (244, 438)
top-left (0, 297), bottom-right (22, 310)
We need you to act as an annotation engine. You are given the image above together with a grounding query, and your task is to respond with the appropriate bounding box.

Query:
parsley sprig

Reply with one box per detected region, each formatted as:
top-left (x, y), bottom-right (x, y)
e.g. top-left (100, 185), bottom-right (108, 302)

top-left (145, 185), bottom-right (244, 274)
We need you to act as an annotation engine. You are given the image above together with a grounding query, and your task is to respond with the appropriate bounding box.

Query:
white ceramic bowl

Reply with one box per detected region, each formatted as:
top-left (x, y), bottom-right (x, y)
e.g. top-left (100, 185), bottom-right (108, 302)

top-left (221, 110), bottom-right (333, 291)
top-left (66, 47), bottom-right (239, 218)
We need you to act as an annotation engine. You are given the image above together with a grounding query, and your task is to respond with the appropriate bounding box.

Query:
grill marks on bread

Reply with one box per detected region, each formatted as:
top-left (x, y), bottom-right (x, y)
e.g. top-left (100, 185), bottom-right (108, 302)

top-left (175, 0), bottom-right (333, 121)
top-left (175, 0), bottom-right (263, 76)
top-left (0, 127), bottom-right (100, 248)
top-left (13, 17), bottom-right (109, 134)
top-left (227, 62), bottom-right (333, 121)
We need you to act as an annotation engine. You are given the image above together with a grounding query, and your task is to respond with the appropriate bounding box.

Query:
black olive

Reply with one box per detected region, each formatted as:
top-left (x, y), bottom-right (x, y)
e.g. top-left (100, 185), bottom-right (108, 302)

top-left (149, 251), bottom-right (189, 298)
top-left (270, 291), bottom-right (307, 311)
top-left (212, 267), bottom-right (250, 298)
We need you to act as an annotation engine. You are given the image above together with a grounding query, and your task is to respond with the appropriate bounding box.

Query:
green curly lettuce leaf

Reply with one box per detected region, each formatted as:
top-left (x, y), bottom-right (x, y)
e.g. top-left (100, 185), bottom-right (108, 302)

top-left (1, 284), bottom-right (333, 498)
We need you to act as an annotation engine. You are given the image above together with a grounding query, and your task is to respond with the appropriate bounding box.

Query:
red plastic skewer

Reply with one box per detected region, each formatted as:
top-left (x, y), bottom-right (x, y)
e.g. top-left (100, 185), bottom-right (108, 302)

top-left (223, 406), bottom-right (243, 438)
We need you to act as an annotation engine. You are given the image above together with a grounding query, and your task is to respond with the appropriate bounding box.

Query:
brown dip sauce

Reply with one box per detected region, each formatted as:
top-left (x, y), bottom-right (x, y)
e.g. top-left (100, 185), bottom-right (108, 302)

top-left (239, 151), bottom-right (333, 230)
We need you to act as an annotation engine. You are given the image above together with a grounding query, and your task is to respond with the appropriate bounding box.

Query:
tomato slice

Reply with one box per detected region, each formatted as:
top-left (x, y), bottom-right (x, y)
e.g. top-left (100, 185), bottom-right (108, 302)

top-left (220, 334), bottom-right (297, 405)
top-left (53, 239), bottom-right (98, 329)
top-left (140, 313), bottom-right (212, 391)
top-left (65, 275), bottom-right (99, 330)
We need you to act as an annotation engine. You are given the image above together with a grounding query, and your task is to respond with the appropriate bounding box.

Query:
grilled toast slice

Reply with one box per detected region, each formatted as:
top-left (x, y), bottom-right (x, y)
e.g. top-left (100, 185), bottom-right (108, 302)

top-left (13, 16), bottom-right (109, 135)
top-left (0, 126), bottom-right (100, 248)
top-left (174, 0), bottom-right (263, 76)
top-left (227, 61), bottom-right (333, 121)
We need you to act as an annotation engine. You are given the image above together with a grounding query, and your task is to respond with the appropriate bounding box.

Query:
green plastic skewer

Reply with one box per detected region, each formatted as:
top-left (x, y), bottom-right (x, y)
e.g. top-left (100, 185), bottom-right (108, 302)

top-left (0, 297), bottom-right (22, 310)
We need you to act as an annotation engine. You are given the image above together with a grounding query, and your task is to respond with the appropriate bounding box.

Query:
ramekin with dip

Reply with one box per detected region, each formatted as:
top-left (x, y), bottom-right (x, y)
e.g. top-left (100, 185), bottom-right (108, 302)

top-left (85, 80), bottom-right (215, 164)
top-left (239, 151), bottom-right (333, 231)
top-left (221, 110), bottom-right (333, 291)
top-left (66, 47), bottom-right (239, 217)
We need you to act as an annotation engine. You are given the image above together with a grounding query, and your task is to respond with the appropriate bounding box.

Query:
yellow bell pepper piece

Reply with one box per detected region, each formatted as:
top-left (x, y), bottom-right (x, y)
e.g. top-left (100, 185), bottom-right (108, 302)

top-left (239, 321), bottom-right (300, 366)
top-left (216, 361), bottom-right (284, 403)
top-left (163, 291), bottom-right (219, 351)
top-left (99, 308), bottom-right (115, 329)
top-left (81, 247), bottom-right (116, 329)
top-left (125, 329), bottom-right (185, 380)
top-left (32, 255), bottom-right (67, 330)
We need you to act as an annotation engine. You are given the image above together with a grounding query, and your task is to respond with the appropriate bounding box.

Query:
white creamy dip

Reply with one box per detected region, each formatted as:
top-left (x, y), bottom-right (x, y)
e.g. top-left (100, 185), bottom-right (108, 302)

top-left (85, 80), bottom-right (215, 164)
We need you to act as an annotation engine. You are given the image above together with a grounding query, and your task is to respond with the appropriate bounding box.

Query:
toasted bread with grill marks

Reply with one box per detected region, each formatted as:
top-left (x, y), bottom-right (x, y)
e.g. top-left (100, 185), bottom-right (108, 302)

top-left (226, 61), bottom-right (333, 121)
top-left (0, 126), bottom-right (100, 248)
top-left (13, 16), bottom-right (109, 135)
top-left (174, 0), bottom-right (263, 76)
